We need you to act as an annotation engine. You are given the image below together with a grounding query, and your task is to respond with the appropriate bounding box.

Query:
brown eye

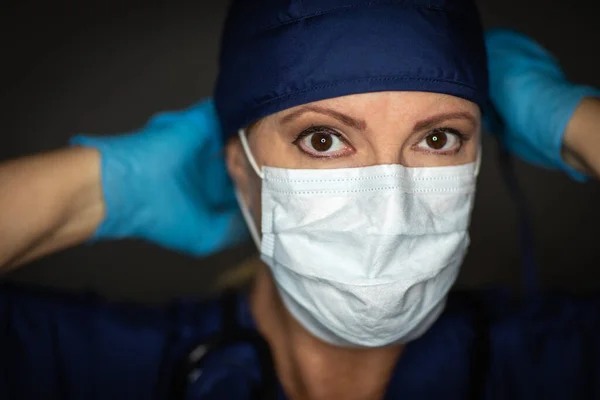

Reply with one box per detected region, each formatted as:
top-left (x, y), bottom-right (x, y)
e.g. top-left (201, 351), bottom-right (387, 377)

top-left (311, 132), bottom-right (333, 152)
top-left (425, 132), bottom-right (448, 150)
top-left (415, 128), bottom-right (463, 154)
top-left (293, 126), bottom-right (354, 158)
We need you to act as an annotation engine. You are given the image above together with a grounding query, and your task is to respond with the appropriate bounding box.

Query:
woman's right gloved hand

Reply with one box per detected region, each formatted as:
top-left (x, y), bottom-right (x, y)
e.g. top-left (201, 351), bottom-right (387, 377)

top-left (71, 99), bottom-right (249, 257)
top-left (484, 29), bottom-right (600, 181)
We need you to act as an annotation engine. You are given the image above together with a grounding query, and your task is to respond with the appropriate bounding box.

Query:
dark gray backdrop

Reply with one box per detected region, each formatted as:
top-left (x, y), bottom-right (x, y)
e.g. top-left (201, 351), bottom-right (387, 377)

top-left (2, 1), bottom-right (599, 303)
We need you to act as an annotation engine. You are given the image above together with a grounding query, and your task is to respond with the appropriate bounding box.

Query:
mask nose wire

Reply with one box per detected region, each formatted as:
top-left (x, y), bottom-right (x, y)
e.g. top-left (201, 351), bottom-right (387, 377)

top-left (238, 128), bottom-right (264, 179)
top-left (235, 128), bottom-right (263, 250)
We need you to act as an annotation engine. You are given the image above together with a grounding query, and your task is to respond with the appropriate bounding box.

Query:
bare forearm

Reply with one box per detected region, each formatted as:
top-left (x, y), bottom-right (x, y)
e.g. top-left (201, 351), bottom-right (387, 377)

top-left (563, 97), bottom-right (600, 179)
top-left (0, 147), bottom-right (104, 272)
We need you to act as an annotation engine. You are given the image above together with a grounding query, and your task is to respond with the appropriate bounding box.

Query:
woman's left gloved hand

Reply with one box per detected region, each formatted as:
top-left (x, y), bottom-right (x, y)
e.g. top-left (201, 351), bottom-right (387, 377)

top-left (71, 99), bottom-right (249, 257)
top-left (484, 28), bottom-right (599, 181)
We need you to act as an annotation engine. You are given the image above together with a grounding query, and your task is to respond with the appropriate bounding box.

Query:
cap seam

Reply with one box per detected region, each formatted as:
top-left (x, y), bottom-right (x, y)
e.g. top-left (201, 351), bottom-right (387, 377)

top-left (252, 1), bottom-right (471, 34)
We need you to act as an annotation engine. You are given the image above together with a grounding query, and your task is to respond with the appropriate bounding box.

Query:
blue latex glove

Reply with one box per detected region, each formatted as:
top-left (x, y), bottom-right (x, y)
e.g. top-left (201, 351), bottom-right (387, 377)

top-left (71, 99), bottom-right (248, 257)
top-left (485, 29), bottom-right (600, 181)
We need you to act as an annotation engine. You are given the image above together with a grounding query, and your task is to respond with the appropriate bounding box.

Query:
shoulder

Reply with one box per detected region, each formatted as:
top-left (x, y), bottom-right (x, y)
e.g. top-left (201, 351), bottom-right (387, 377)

top-left (486, 291), bottom-right (600, 398)
top-left (386, 289), bottom-right (600, 399)
top-left (0, 282), bottom-right (237, 398)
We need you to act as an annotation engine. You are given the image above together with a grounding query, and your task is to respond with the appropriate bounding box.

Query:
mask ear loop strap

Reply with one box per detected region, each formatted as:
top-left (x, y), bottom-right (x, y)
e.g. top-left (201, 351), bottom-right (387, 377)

top-left (235, 128), bottom-right (263, 250)
top-left (238, 129), bottom-right (264, 179)
top-left (234, 189), bottom-right (262, 250)
top-left (474, 143), bottom-right (482, 177)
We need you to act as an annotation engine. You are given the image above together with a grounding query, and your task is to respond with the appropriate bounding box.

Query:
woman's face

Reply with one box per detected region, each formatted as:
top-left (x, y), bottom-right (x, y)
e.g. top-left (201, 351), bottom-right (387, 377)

top-left (226, 91), bottom-right (481, 228)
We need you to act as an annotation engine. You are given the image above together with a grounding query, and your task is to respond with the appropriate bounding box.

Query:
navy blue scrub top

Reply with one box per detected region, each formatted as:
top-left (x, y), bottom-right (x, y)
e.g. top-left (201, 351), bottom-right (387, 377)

top-left (1, 283), bottom-right (599, 400)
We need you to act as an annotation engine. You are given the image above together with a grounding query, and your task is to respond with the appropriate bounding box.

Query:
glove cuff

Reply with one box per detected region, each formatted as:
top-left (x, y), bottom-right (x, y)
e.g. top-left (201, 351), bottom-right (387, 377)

top-left (554, 85), bottom-right (600, 182)
top-left (69, 134), bottom-right (148, 241)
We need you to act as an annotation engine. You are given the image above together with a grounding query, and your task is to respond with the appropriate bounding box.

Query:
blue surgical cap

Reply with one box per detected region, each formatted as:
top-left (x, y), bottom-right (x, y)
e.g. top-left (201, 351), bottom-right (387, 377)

top-left (214, 0), bottom-right (489, 140)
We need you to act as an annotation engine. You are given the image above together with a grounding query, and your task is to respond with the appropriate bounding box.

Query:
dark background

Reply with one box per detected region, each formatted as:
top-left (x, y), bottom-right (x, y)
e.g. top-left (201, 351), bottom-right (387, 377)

top-left (1, 1), bottom-right (599, 303)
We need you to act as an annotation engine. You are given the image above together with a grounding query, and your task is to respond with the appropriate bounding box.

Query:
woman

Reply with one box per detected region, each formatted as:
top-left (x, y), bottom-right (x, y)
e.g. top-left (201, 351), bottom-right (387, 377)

top-left (1, 1), bottom-right (600, 399)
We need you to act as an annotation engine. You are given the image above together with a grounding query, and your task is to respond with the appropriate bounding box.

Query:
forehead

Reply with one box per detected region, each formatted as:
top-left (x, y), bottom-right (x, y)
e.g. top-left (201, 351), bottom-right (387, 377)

top-left (266, 91), bottom-right (480, 124)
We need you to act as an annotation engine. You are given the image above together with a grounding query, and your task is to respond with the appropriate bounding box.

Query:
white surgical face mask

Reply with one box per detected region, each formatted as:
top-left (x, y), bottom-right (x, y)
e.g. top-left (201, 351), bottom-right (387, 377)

top-left (235, 128), bottom-right (479, 347)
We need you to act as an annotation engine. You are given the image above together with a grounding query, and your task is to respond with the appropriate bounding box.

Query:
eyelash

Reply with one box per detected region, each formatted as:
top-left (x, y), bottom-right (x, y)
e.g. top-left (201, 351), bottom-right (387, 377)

top-left (414, 127), bottom-right (470, 156)
top-left (292, 125), bottom-right (469, 158)
top-left (292, 126), bottom-right (353, 159)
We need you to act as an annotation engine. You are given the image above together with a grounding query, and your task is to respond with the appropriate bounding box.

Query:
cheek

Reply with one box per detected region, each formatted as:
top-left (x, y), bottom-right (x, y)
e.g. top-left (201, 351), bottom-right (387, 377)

top-left (464, 133), bottom-right (482, 164)
top-left (252, 127), bottom-right (312, 169)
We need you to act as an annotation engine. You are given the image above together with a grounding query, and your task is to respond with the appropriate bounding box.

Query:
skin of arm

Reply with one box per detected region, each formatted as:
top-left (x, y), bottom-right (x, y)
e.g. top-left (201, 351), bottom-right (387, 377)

top-left (562, 97), bottom-right (600, 179)
top-left (0, 147), bottom-right (104, 272)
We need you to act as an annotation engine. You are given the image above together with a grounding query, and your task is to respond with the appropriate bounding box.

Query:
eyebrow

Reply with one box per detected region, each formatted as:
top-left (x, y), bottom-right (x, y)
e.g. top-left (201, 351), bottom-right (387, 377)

top-left (280, 105), bottom-right (368, 131)
top-left (280, 106), bottom-right (476, 133)
top-left (412, 111), bottom-right (477, 132)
